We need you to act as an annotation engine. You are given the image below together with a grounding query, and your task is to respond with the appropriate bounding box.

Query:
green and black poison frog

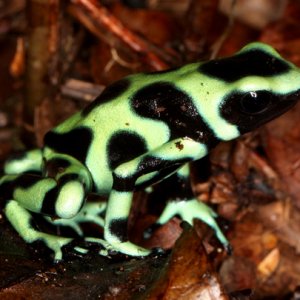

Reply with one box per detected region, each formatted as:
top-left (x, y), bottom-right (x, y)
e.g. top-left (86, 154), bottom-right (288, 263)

top-left (1, 42), bottom-right (300, 260)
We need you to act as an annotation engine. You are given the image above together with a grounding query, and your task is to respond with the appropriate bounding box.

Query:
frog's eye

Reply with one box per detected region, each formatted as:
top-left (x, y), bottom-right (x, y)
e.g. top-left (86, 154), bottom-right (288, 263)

top-left (240, 91), bottom-right (271, 114)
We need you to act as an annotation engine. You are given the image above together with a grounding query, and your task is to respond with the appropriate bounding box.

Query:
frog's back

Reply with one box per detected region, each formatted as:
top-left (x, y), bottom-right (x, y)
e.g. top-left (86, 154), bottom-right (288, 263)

top-left (43, 74), bottom-right (176, 193)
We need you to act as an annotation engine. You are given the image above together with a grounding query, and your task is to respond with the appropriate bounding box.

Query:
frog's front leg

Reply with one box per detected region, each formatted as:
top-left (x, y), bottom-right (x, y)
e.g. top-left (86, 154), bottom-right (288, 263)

top-left (102, 137), bottom-right (207, 256)
top-left (0, 154), bottom-right (93, 259)
top-left (151, 164), bottom-right (229, 247)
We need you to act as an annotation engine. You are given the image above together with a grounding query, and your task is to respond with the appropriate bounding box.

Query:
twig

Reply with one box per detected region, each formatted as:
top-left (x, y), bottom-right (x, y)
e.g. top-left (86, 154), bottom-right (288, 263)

top-left (210, 0), bottom-right (236, 59)
top-left (69, 0), bottom-right (170, 70)
top-left (61, 79), bottom-right (105, 102)
top-left (25, 0), bottom-right (61, 125)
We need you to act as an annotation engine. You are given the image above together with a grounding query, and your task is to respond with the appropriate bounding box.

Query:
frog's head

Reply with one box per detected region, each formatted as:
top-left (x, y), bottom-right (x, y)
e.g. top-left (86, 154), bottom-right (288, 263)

top-left (200, 42), bottom-right (300, 135)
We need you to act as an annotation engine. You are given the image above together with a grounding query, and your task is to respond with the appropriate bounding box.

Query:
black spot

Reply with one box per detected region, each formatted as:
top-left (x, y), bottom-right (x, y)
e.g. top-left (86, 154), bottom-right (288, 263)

top-left (41, 173), bottom-right (86, 216)
top-left (137, 156), bottom-right (189, 174)
top-left (6, 151), bottom-right (27, 162)
top-left (0, 174), bottom-right (42, 200)
top-left (111, 156), bottom-right (167, 192)
top-left (107, 131), bottom-right (147, 170)
top-left (82, 78), bottom-right (130, 116)
top-left (41, 186), bottom-right (58, 216)
top-left (135, 165), bottom-right (183, 190)
top-left (146, 170), bottom-right (195, 210)
top-left (131, 82), bottom-right (219, 148)
top-left (57, 173), bottom-right (80, 186)
top-left (15, 174), bottom-right (42, 189)
top-left (159, 171), bottom-right (194, 200)
top-left (29, 214), bottom-right (41, 231)
top-left (45, 158), bottom-right (71, 178)
top-left (109, 218), bottom-right (128, 242)
top-left (111, 155), bottom-right (189, 192)
top-left (112, 174), bottom-right (135, 192)
top-left (220, 90), bottom-right (300, 134)
top-left (138, 156), bottom-right (164, 172)
top-left (199, 49), bottom-right (290, 82)
top-left (44, 127), bottom-right (93, 164)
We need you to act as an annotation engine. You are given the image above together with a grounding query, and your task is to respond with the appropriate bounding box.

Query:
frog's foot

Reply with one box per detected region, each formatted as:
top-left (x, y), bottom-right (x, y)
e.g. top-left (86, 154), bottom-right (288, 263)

top-left (149, 199), bottom-right (229, 248)
top-left (101, 240), bottom-right (151, 257)
top-left (38, 233), bottom-right (73, 261)
top-left (44, 202), bottom-right (107, 236)
top-left (80, 237), bottom-right (150, 257)
top-left (74, 237), bottom-right (150, 257)
top-left (4, 200), bottom-right (73, 261)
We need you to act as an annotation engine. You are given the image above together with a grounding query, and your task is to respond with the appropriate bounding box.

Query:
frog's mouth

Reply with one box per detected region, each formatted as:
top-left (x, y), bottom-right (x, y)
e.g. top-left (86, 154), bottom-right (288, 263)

top-left (277, 88), bottom-right (300, 111)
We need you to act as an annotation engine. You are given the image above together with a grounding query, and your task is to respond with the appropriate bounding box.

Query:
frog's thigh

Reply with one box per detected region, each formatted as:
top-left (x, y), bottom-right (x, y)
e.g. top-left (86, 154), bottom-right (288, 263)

top-left (4, 199), bottom-right (72, 260)
top-left (4, 149), bottom-right (43, 174)
top-left (0, 173), bottom-right (87, 219)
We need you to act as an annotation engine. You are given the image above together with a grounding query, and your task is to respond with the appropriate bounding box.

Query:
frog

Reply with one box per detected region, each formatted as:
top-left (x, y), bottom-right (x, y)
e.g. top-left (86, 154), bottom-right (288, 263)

top-left (1, 42), bottom-right (300, 260)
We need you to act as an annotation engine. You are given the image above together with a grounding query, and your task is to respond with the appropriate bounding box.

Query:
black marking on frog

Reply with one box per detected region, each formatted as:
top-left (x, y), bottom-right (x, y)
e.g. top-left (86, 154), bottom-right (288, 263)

top-left (40, 187), bottom-right (58, 216)
top-left (57, 173), bottom-right (81, 186)
top-left (44, 127), bottom-right (93, 164)
top-left (112, 173), bottom-right (135, 192)
top-left (82, 78), bottom-right (131, 116)
top-left (41, 173), bottom-right (83, 216)
top-left (111, 156), bottom-right (169, 192)
top-left (138, 156), bottom-right (190, 174)
top-left (107, 130), bottom-right (147, 170)
top-left (45, 158), bottom-right (71, 178)
top-left (135, 165), bottom-right (184, 191)
top-left (131, 82), bottom-right (220, 148)
top-left (5, 152), bottom-right (27, 162)
top-left (0, 174), bottom-right (41, 200)
top-left (109, 218), bottom-right (128, 242)
top-left (115, 156), bottom-right (190, 191)
top-left (199, 49), bottom-right (290, 83)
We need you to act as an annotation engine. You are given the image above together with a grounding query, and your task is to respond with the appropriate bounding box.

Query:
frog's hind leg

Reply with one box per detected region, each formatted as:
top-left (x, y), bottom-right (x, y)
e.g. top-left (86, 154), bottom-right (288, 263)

top-left (1, 149), bottom-right (51, 255)
top-left (1, 154), bottom-right (93, 219)
top-left (0, 154), bottom-right (94, 259)
top-left (4, 199), bottom-right (72, 260)
top-left (4, 149), bottom-right (43, 174)
top-left (146, 163), bottom-right (229, 248)
top-left (44, 201), bottom-right (107, 236)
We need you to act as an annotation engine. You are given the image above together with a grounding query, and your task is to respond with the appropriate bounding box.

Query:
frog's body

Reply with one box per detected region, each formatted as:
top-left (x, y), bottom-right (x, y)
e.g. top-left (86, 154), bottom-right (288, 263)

top-left (1, 43), bottom-right (300, 260)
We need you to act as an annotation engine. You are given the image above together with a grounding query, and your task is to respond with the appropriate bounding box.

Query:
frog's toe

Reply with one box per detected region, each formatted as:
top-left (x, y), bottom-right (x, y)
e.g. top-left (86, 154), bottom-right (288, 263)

top-left (99, 240), bottom-right (151, 257)
top-left (42, 235), bottom-right (73, 261)
top-left (224, 243), bottom-right (233, 255)
top-left (73, 245), bottom-right (89, 256)
top-left (179, 200), bottom-right (229, 246)
top-left (156, 199), bottom-right (229, 247)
